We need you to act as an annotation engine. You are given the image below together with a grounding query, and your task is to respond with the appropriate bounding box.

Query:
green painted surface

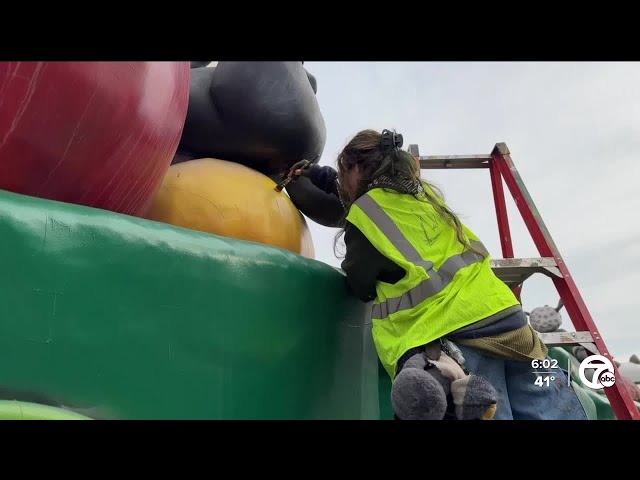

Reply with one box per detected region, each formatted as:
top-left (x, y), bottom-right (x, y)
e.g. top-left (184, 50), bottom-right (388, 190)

top-left (378, 362), bottom-right (394, 420)
top-left (0, 189), bottom-right (378, 420)
top-left (0, 401), bottom-right (91, 420)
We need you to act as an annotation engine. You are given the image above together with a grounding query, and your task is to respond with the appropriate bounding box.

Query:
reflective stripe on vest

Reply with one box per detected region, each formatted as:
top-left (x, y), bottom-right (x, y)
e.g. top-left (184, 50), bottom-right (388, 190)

top-left (354, 194), bottom-right (490, 320)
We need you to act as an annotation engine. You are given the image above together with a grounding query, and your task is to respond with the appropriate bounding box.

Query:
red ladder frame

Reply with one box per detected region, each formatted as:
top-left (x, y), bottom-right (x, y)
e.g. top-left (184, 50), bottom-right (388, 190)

top-left (416, 142), bottom-right (640, 420)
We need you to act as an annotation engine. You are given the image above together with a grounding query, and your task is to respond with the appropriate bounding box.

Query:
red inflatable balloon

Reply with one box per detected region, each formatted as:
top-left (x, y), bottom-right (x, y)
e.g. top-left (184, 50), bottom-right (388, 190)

top-left (0, 62), bottom-right (190, 216)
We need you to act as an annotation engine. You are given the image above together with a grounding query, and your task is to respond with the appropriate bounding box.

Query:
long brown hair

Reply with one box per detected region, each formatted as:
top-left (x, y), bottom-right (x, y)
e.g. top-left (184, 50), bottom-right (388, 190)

top-left (333, 129), bottom-right (475, 258)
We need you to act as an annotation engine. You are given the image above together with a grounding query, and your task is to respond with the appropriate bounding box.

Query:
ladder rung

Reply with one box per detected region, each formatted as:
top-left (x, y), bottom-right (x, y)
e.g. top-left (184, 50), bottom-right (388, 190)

top-left (536, 331), bottom-right (595, 346)
top-left (490, 257), bottom-right (561, 288)
top-left (419, 155), bottom-right (491, 169)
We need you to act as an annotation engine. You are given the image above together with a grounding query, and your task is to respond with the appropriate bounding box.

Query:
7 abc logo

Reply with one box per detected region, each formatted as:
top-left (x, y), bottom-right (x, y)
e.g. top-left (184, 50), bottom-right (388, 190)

top-left (578, 354), bottom-right (616, 389)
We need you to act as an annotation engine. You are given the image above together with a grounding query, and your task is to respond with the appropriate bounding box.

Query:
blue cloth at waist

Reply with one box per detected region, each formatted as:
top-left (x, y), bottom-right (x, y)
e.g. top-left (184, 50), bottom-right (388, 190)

top-left (448, 309), bottom-right (528, 340)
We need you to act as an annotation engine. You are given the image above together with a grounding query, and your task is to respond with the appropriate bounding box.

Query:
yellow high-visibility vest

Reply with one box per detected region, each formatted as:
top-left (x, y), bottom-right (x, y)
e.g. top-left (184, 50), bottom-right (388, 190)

top-left (346, 186), bottom-right (520, 378)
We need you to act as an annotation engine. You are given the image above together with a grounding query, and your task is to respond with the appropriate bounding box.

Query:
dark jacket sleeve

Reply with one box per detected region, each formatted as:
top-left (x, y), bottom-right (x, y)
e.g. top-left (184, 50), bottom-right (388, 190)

top-left (340, 223), bottom-right (406, 303)
top-left (299, 164), bottom-right (405, 302)
top-left (306, 164), bottom-right (339, 196)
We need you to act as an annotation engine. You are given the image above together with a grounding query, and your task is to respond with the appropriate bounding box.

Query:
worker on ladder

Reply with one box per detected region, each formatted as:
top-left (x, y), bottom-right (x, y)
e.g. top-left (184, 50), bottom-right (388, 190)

top-left (288, 128), bottom-right (587, 420)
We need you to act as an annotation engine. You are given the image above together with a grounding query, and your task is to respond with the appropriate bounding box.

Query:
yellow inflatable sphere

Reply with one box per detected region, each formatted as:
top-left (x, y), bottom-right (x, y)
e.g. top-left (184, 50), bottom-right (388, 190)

top-left (144, 158), bottom-right (315, 258)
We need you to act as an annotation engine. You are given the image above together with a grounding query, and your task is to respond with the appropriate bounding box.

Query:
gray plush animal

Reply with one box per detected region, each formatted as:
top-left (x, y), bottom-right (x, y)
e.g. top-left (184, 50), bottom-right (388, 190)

top-left (527, 298), bottom-right (564, 333)
top-left (391, 348), bottom-right (498, 420)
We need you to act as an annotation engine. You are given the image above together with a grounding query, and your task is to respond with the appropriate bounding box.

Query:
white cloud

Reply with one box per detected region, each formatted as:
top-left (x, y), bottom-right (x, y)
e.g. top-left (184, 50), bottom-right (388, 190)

top-left (302, 61), bottom-right (640, 358)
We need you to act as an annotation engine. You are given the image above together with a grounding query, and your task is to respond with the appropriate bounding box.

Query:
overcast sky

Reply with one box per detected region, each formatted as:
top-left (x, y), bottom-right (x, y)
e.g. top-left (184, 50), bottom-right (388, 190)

top-left (302, 61), bottom-right (640, 362)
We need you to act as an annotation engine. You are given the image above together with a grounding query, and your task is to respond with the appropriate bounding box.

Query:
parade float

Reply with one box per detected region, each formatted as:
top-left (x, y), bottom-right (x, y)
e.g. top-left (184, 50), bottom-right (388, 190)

top-left (0, 61), bottom-right (637, 419)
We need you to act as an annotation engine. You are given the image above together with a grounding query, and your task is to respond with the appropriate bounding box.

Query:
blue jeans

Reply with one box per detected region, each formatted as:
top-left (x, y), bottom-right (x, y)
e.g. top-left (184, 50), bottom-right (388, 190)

top-left (455, 343), bottom-right (588, 420)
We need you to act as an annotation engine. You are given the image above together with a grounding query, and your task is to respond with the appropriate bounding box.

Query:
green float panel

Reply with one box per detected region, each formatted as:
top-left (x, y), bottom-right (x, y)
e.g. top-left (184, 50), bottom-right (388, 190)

top-left (0, 189), bottom-right (379, 420)
top-left (0, 400), bottom-right (92, 420)
top-left (377, 361), bottom-right (394, 420)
